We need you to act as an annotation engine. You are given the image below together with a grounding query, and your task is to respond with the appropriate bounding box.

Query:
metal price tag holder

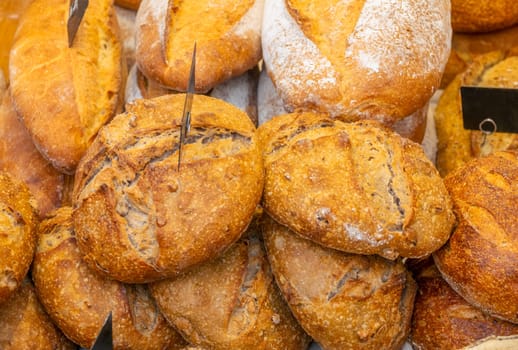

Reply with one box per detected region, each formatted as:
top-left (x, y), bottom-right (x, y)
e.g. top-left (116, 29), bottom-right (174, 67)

top-left (67, 0), bottom-right (89, 47)
top-left (460, 86), bottom-right (518, 144)
top-left (177, 42), bottom-right (196, 171)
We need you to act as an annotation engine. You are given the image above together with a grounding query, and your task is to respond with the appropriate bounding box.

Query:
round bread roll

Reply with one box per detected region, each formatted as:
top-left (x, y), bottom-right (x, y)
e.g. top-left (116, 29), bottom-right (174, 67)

top-left (115, 0), bottom-right (141, 11)
top-left (0, 278), bottom-right (76, 350)
top-left (258, 112), bottom-right (454, 260)
top-left (451, 0), bottom-right (518, 33)
top-left (433, 151), bottom-right (518, 324)
top-left (262, 216), bottom-right (416, 350)
top-left (32, 206), bottom-right (187, 349)
top-left (9, 0), bottom-right (123, 174)
top-left (0, 172), bottom-right (37, 305)
top-left (73, 94), bottom-right (264, 283)
top-left (435, 51), bottom-right (518, 177)
top-left (410, 264), bottom-right (518, 350)
top-left (150, 227), bottom-right (311, 349)
top-left (135, 0), bottom-right (264, 92)
top-left (261, 0), bottom-right (451, 125)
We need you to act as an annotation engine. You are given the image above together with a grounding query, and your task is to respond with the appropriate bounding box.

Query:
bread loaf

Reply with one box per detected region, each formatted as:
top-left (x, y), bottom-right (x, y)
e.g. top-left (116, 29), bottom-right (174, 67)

top-left (451, 0), bottom-right (518, 32)
top-left (73, 94), bottom-right (264, 283)
top-left (135, 0), bottom-right (264, 92)
top-left (9, 0), bottom-right (123, 174)
top-left (262, 0), bottom-right (451, 125)
top-left (115, 0), bottom-right (141, 11)
top-left (32, 206), bottom-right (187, 349)
top-left (262, 216), bottom-right (416, 350)
top-left (258, 112), bottom-right (454, 260)
top-left (434, 151), bottom-right (518, 324)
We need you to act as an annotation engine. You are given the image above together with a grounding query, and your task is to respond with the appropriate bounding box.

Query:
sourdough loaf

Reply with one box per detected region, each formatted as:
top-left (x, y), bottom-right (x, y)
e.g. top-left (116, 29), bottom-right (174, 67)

top-left (434, 151), bottom-right (518, 324)
top-left (9, 0), bottom-right (123, 174)
top-left (451, 0), bottom-right (518, 32)
top-left (73, 94), bottom-right (264, 283)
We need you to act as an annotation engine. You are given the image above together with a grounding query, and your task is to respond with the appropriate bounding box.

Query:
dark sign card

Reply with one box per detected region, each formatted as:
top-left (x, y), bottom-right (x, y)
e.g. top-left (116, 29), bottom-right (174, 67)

top-left (460, 86), bottom-right (518, 134)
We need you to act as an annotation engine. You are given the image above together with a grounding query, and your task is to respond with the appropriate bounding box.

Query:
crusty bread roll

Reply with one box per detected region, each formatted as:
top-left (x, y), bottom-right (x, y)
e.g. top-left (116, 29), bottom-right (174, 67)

top-left (9, 0), bottom-right (123, 174)
top-left (463, 336), bottom-right (518, 350)
top-left (150, 228), bottom-right (311, 349)
top-left (258, 112), bottom-right (454, 260)
top-left (73, 94), bottom-right (264, 283)
top-left (0, 278), bottom-right (76, 350)
top-left (433, 151), bottom-right (518, 324)
top-left (435, 51), bottom-right (518, 176)
top-left (0, 172), bottom-right (37, 305)
top-left (135, 0), bottom-right (264, 92)
top-left (262, 0), bottom-right (451, 125)
top-left (451, 0), bottom-right (518, 33)
top-left (262, 216), bottom-right (416, 350)
top-left (116, 0), bottom-right (141, 10)
top-left (32, 206), bottom-right (187, 349)
top-left (410, 264), bottom-right (518, 350)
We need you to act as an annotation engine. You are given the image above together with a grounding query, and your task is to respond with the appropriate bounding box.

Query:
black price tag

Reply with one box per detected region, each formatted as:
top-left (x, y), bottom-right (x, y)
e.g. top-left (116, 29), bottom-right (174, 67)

top-left (460, 86), bottom-right (518, 134)
top-left (67, 0), bottom-right (89, 48)
top-left (90, 312), bottom-right (113, 350)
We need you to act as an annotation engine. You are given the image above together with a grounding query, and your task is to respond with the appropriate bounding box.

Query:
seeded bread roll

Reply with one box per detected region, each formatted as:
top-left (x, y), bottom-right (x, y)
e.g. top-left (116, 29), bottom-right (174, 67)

top-left (150, 229), bottom-right (311, 349)
top-left (451, 0), bottom-right (518, 33)
top-left (258, 112), bottom-right (454, 260)
top-left (262, 216), bottom-right (416, 350)
top-left (135, 0), bottom-right (263, 92)
top-left (32, 206), bottom-right (187, 349)
top-left (262, 0), bottom-right (451, 125)
top-left (73, 94), bottom-right (264, 283)
top-left (0, 278), bottom-right (76, 350)
top-left (434, 151), bottom-right (518, 324)
top-left (9, 0), bottom-right (123, 174)
top-left (0, 172), bottom-right (37, 305)
top-left (410, 263), bottom-right (518, 350)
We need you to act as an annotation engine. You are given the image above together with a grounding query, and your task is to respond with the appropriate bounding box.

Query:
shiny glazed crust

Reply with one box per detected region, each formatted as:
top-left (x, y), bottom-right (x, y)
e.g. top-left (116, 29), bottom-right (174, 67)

top-left (451, 0), bottom-right (518, 32)
top-left (262, 217), bottom-right (417, 350)
top-left (72, 94), bottom-right (264, 283)
top-left (9, 0), bottom-right (122, 174)
top-left (258, 112), bottom-right (454, 260)
top-left (32, 207), bottom-right (186, 349)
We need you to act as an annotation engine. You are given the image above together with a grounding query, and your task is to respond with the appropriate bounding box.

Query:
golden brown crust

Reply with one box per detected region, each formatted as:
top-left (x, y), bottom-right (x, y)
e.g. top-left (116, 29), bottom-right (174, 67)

top-left (262, 216), bottom-right (416, 350)
top-left (150, 229), bottom-right (310, 349)
top-left (433, 151), bottom-right (518, 324)
top-left (9, 0), bottom-right (123, 174)
top-left (435, 51), bottom-right (518, 177)
top-left (32, 206), bottom-right (186, 349)
top-left (0, 278), bottom-right (76, 350)
top-left (73, 94), bottom-right (264, 283)
top-left (410, 264), bottom-right (518, 350)
top-left (135, 0), bottom-right (263, 92)
top-left (451, 0), bottom-right (518, 32)
top-left (115, 0), bottom-right (141, 10)
top-left (258, 112), bottom-right (454, 260)
top-left (0, 172), bottom-right (37, 305)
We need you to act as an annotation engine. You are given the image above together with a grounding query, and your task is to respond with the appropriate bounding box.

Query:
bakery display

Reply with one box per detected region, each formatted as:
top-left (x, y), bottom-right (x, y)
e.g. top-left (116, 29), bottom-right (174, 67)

top-left (9, 0), bottom-right (123, 174)
top-left (258, 112), bottom-right (454, 260)
top-left (451, 0), bottom-right (518, 33)
top-left (135, 0), bottom-right (264, 92)
top-left (434, 151), bottom-right (518, 324)
top-left (73, 94), bottom-right (264, 283)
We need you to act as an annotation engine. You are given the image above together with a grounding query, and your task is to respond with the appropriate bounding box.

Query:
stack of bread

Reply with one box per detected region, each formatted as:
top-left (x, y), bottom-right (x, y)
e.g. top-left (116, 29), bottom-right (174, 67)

top-left (0, 0), bottom-right (517, 349)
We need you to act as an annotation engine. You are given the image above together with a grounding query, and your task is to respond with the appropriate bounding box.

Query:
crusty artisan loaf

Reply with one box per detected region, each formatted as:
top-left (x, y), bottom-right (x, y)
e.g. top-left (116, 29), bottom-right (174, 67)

top-left (451, 0), bottom-right (518, 33)
top-left (262, 0), bottom-right (451, 125)
top-left (9, 0), bottom-right (123, 174)
top-left (433, 151), bottom-right (518, 324)
top-left (32, 206), bottom-right (187, 349)
top-left (116, 0), bottom-right (141, 10)
top-left (0, 172), bottom-right (37, 305)
top-left (135, 0), bottom-right (263, 92)
top-left (410, 264), bottom-right (518, 350)
top-left (435, 51), bottom-right (518, 176)
top-left (258, 112), bottom-right (454, 260)
top-left (73, 94), bottom-right (264, 283)
top-left (0, 278), bottom-right (76, 350)
top-left (150, 227), bottom-right (311, 349)
top-left (262, 216), bottom-right (416, 350)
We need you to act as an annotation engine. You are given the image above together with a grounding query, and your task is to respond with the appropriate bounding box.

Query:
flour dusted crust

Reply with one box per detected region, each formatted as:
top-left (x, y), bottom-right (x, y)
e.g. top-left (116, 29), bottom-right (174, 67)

top-left (135, 0), bottom-right (264, 92)
top-left (262, 217), bottom-right (416, 350)
top-left (262, 0), bottom-right (451, 125)
top-left (9, 0), bottom-right (123, 174)
top-left (433, 151), bottom-right (518, 324)
top-left (258, 112), bottom-right (454, 260)
top-left (32, 207), bottom-right (186, 349)
top-left (451, 0), bottom-right (518, 32)
top-left (73, 94), bottom-right (264, 283)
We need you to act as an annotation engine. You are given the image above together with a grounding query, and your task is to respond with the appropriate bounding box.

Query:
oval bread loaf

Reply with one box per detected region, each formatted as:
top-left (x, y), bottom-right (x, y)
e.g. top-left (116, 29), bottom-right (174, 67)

top-left (451, 0), bottom-right (518, 33)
